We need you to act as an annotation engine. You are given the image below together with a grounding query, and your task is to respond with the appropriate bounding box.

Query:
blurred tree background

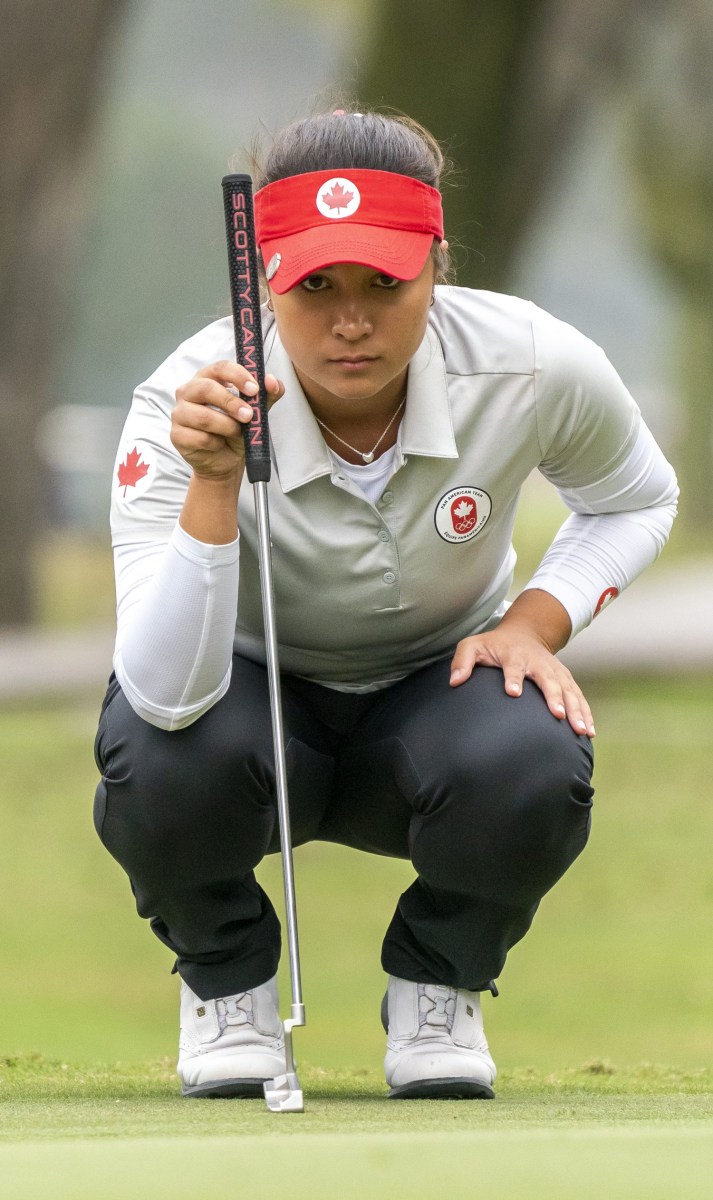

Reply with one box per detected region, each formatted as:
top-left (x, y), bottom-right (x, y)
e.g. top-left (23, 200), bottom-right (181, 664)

top-left (0, 0), bottom-right (710, 629)
top-left (359, 0), bottom-right (712, 530)
top-left (0, 0), bottom-right (129, 625)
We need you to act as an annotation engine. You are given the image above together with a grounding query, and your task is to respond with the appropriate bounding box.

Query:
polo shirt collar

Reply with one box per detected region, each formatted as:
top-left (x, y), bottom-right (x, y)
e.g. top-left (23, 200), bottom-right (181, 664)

top-left (400, 323), bottom-right (457, 458)
top-left (264, 318), bottom-right (457, 495)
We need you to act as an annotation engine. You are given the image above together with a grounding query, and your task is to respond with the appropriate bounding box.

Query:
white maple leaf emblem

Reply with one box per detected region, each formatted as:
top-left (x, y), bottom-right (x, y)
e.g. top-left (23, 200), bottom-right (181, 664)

top-left (454, 500), bottom-right (473, 518)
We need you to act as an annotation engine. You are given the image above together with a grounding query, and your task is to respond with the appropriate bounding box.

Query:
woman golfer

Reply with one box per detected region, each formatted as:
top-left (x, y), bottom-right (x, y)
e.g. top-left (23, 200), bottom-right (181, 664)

top-left (95, 108), bottom-right (678, 1100)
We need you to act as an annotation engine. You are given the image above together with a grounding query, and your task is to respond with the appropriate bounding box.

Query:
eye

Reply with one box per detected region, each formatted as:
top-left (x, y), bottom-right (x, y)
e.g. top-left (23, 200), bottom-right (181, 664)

top-left (374, 274), bottom-right (400, 289)
top-left (300, 274), bottom-right (330, 292)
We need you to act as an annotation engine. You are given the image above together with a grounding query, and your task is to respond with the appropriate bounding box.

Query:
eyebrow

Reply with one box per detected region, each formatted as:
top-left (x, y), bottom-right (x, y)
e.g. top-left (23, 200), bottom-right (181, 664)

top-left (306, 265), bottom-right (396, 278)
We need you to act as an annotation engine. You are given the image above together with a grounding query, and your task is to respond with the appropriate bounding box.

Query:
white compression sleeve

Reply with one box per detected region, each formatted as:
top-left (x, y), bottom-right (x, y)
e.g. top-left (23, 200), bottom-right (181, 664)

top-left (524, 418), bottom-right (678, 636)
top-left (113, 523), bottom-right (240, 730)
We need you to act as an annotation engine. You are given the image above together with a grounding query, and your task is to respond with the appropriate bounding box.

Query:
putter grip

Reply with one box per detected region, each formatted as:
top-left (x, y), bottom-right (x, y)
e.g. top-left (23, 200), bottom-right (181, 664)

top-left (221, 173), bottom-right (271, 483)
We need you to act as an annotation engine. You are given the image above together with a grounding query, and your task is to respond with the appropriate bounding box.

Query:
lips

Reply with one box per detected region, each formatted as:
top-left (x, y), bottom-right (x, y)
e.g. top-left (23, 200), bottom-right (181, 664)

top-left (330, 356), bottom-right (378, 365)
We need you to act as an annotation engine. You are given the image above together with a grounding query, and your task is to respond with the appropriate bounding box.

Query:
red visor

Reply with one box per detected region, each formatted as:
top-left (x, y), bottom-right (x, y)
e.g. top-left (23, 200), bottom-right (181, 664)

top-left (254, 169), bottom-right (444, 293)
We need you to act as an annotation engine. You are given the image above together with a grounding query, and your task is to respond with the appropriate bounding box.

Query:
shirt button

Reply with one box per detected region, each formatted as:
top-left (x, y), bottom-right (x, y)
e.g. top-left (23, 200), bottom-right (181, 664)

top-left (380, 491), bottom-right (393, 505)
top-left (378, 530), bottom-right (391, 542)
top-left (383, 571), bottom-right (396, 584)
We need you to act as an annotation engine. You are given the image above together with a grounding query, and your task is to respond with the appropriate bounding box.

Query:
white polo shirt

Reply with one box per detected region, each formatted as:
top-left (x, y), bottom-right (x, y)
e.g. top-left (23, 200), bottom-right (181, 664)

top-left (111, 287), bottom-right (678, 729)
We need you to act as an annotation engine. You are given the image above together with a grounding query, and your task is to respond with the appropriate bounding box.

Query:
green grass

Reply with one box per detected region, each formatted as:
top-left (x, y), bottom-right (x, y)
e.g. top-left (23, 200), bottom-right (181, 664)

top-left (0, 677), bottom-right (711, 1194)
top-left (1, 1127), bottom-right (711, 1200)
top-left (1, 1055), bottom-right (711, 1135)
top-left (0, 1058), bottom-right (711, 1199)
top-left (32, 531), bottom-right (116, 630)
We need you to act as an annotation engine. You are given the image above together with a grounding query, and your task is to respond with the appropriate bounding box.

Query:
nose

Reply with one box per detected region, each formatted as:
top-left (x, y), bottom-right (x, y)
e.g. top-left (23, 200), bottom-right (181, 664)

top-left (331, 303), bottom-right (373, 341)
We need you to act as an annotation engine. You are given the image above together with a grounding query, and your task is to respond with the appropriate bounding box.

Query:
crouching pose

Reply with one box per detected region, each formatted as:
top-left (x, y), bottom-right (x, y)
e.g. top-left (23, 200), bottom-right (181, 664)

top-left (94, 108), bottom-right (677, 1099)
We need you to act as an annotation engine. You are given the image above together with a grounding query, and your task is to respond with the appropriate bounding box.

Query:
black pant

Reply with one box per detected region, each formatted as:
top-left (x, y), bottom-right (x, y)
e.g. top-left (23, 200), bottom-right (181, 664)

top-left (93, 656), bottom-right (594, 999)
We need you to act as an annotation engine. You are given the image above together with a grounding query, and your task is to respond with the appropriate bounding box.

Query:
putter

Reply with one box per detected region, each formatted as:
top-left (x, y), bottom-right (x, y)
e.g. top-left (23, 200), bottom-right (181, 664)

top-left (222, 174), bottom-right (306, 1114)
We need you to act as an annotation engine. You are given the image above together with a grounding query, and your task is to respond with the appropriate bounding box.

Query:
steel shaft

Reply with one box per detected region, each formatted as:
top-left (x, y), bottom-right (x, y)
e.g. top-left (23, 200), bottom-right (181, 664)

top-left (254, 482), bottom-right (306, 1112)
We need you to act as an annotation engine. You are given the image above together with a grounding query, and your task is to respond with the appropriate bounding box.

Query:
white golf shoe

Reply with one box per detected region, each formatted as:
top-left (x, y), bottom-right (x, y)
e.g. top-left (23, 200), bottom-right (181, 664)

top-left (383, 976), bottom-right (496, 1099)
top-left (178, 976), bottom-right (286, 1098)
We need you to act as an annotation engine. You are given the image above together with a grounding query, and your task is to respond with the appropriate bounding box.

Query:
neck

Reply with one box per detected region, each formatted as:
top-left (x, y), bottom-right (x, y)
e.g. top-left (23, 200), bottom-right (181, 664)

top-left (293, 366), bottom-right (409, 465)
top-left (294, 368), bottom-right (408, 431)
top-left (312, 392), bottom-right (407, 465)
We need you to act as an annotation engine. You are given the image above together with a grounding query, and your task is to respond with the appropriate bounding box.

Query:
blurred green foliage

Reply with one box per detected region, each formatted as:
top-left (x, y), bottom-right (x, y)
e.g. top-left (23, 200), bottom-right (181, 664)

top-left (57, 101), bottom-right (229, 413)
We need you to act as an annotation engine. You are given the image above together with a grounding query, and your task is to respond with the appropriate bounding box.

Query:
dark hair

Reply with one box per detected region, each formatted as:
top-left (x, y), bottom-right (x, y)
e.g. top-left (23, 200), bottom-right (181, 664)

top-left (253, 108), bottom-right (453, 282)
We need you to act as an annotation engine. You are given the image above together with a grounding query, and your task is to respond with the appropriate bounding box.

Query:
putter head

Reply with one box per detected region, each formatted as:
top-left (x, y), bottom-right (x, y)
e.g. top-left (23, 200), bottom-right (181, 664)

top-left (263, 1072), bottom-right (304, 1112)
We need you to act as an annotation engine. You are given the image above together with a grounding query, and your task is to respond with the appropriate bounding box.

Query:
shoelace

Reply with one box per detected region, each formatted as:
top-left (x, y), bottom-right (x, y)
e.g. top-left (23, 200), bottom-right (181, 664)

top-left (216, 992), bottom-right (253, 1030)
top-left (417, 983), bottom-right (457, 1035)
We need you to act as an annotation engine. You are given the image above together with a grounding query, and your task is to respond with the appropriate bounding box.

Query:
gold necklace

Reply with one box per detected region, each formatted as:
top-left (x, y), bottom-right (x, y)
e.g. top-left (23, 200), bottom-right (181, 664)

top-left (315, 397), bottom-right (406, 464)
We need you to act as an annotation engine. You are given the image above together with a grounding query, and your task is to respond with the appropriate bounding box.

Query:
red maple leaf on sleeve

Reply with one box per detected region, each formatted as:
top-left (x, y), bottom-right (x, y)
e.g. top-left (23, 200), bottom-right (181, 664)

top-left (321, 182), bottom-right (355, 212)
top-left (117, 447), bottom-right (150, 496)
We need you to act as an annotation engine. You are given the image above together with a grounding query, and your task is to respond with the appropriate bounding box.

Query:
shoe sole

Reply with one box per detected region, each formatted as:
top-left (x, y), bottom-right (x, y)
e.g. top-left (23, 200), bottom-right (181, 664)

top-left (387, 1078), bottom-right (495, 1100)
top-left (182, 1078), bottom-right (267, 1099)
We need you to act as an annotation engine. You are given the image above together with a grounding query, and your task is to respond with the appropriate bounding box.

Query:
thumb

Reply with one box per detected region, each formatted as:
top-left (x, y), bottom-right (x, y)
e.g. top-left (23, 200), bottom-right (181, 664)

top-left (265, 374), bottom-right (285, 406)
top-left (449, 640), bottom-right (480, 687)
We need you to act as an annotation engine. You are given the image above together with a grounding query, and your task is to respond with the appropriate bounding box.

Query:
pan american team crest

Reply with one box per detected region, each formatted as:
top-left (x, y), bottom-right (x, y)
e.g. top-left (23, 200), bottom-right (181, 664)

top-left (434, 486), bottom-right (492, 544)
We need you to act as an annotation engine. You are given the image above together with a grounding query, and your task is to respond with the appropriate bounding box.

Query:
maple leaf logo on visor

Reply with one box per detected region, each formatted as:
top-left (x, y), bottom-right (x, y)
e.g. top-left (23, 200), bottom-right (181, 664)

top-left (321, 182), bottom-right (354, 212)
top-left (117, 446), bottom-right (150, 497)
top-left (315, 177), bottom-right (361, 220)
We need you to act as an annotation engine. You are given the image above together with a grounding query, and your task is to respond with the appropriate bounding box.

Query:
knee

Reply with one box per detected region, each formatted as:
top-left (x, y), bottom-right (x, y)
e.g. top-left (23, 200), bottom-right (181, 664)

top-left (410, 713), bottom-right (594, 903)
top-left (98, 682), bottom-right (274, 797)
top-left (510, 711), bottom-right (594, 815)
top-left (466, 710), bottom-right (594, 852)
top-left (94, 691), bottom-right (276, 885)
top-left (446, 676), bottom-right (593, 805)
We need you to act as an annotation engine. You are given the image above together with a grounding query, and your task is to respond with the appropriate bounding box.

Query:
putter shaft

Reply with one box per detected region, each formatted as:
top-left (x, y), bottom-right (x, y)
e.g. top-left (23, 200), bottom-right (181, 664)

top-left (254, 483), bottom-right (306, 1112)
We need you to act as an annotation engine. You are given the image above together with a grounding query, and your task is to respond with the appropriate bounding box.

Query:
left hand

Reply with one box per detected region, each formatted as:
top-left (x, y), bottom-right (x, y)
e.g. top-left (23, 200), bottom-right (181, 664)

top-left (449, 626), bottom-right (595, 738)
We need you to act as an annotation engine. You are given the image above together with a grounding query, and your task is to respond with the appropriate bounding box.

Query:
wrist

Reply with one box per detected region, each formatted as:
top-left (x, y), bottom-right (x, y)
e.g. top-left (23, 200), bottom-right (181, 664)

top-left (180, 469), bottom-right (243, 544)
top-left (499, 588), bottom-right (572, 654)
top-left (189, 464), bottom-right (243, 487)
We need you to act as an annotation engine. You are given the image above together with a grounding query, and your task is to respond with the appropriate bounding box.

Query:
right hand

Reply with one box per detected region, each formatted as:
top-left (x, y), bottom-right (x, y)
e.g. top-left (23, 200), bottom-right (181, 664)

top-left (172, 360), bottom-right (284, 479)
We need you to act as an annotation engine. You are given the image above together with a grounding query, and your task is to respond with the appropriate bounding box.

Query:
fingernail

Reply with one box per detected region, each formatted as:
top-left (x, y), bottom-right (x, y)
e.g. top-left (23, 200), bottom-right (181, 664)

top-left (242, 380), bottom-right (258, 395)
top-left (508, 683), bottom-right (522, 696)
top-left (555, 704), bottom-right (566, 715)
top-left (239, 406), bottom-right (253, 420)
top-left (450, 669), bottom-right (465, 683)
top-left (576, 719), bottom-right (587, 731)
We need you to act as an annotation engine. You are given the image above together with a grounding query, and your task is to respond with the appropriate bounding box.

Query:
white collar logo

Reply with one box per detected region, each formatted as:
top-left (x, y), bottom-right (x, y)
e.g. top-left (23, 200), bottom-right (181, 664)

top-left (316, 177), bottom-right (361, 220)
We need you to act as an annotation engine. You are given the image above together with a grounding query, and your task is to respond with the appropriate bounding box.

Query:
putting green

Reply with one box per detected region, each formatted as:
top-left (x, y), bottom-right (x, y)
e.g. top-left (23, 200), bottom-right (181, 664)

top-left (1, 1126), bottom-right (711, 1200)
